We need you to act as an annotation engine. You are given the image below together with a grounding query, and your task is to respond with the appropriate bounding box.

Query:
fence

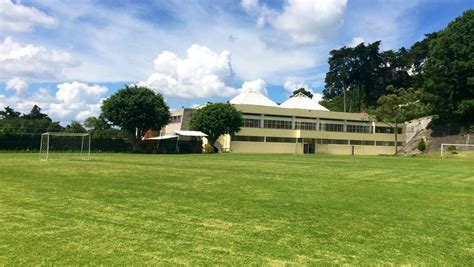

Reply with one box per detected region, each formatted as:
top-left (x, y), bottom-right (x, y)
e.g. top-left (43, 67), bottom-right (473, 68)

top-left (0, 134), bottom-right (131, 152)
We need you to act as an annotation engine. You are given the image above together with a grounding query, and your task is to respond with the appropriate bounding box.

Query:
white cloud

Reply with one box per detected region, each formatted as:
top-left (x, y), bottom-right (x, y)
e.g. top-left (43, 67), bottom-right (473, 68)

top-left (5, 77), bottom-right (28, 95)
top-left (241, 0), bottom-right (259, 13)
top-left (349, 36), bottom-right (365, 47)
top-left (0, 37), bottom-right (79, 81)
top-left (283, 80), bottom-right (312, 94)
top-left (273, 0), bottom-right (347, 44)
top-left (239, 79), bottom-right (267, 95)
top-left (241, 0), bottom-right (347, 44)
top-left (0, 0), bottom-right (56, 32)
top-left (140, 44), bottom-right (237, 99)
top-left (1, 81), bottom-right (107, 123)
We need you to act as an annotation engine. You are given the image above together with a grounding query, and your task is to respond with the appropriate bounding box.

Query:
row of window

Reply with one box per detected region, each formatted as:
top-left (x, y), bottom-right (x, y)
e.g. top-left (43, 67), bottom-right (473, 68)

top-left (170, 115), bottom-right (182, 123)
top-left (232, 135), bottom-right (403, 146)
top-left (242, 118), bottom-right (402, 134)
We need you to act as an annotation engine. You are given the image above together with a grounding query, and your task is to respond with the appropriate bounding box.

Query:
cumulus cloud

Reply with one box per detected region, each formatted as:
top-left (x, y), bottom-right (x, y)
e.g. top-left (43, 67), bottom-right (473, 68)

top-left (239, 79), bottom-right (267, 95)
top-left (273, 0), bottom-right (347, 44)
top-left (241, 0), bottom-right (347, 44)
top-left (0, 81), bottom-right (107, 123)
top-left (283, 80), bottom-right (311, 94)
top-left (349, 36), bottom-right (365, 47)
top-left (0, 0), bottom-right (56, 32)
top-left (5, 77), bottom-right (28, 95)
top-left (0, 37), bottom-right (79, 81)
top-left (140, 44), bottom-right (238, 99)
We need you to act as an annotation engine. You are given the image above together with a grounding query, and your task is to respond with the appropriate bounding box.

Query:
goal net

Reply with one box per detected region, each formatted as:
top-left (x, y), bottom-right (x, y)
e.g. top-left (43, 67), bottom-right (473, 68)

top-left (440, 143), bottom-right (474, 158)
top-left (39, 132), bottom-right (91, 161)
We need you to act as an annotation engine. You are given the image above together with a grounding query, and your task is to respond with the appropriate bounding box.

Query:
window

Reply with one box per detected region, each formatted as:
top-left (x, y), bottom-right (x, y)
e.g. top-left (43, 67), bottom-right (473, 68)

top-left (375, 127), bottom-right (403, 134)
top-left (232, 135), bottom-right (264, 142)
top-left (242, 118), bottom-right (260, 128)
top-left (264, 119), bottom-right (292, 129)
top-left (321, 139), bottom-right (348, 145)
top-left (295, 121), bottom-right (318, 131)
top-left (346, 124), bottom-right (372, 133)
top-left (376, 141), bottom-right (395, 146)
top-left (320, 123), bottom-right (344, 132)
top-left (170, 115), bottom-right (182, 123)
top-left (266, 137), bottom-right (297, 143)
top-left (350, 140), bottom-right (375, 145)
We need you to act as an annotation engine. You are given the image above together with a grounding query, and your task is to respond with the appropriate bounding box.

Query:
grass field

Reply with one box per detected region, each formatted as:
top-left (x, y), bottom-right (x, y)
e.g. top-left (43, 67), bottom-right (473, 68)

top-left (0, 153), bottom-right (473, 265)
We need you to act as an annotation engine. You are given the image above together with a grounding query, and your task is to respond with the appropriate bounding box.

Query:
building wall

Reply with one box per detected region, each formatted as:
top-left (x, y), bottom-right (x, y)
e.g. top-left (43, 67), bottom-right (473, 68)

top-left (219, 104), bottom-right (405, 155)
top-left (165, 105), bottom-right (405, 155)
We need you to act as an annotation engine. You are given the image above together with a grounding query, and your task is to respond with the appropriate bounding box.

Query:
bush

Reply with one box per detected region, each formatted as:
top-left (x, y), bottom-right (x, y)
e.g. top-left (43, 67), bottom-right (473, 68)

top-left (203, 144), bottom-right (214, 153)
top-left (417, 138), bottom-right (426, 152)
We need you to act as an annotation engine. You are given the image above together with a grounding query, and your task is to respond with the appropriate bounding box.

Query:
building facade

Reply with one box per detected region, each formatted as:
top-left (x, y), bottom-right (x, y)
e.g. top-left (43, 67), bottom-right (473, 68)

top-left (159, 92), bottom-right (405, 155)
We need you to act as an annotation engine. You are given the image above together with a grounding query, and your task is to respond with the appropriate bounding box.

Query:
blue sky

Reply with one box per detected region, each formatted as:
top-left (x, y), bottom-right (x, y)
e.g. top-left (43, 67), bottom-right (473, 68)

top-left (1, 0), bottom-right (473, 124)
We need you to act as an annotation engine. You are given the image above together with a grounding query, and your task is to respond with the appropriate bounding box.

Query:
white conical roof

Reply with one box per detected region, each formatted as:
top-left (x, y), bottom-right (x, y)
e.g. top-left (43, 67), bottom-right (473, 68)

top-left (229, 90), bottom-right (278, 107)
top-left (280, 92), bottom-right (329, 111)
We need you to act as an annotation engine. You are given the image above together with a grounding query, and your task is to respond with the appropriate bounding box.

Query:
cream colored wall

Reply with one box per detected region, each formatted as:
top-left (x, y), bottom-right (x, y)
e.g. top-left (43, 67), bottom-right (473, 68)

top-left (315, 144), bottom-right (395, 155)
top-left (230, 141), bottom-right (303, 154)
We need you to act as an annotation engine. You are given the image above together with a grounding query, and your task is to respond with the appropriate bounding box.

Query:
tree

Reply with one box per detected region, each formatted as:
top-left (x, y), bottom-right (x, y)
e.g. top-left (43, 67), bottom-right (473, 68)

top-left (23, 105), bottom-right (51, 121)
top-left (291, 88), bottom-right (313, 98)
top-left (371, 86), bottom-right (428, 155)
top-left (101, 85), bottom-right (170, 149)
top-left (189, 103), bottom-right (242, 149)
top-left (0, 106), bottom-right (21, 119)
top-left (417, 138), bottom-right (426, 152)
top-left (423, 10), bottom-right (474, 125)
top-left (65, 121), bottom-right (87, 133)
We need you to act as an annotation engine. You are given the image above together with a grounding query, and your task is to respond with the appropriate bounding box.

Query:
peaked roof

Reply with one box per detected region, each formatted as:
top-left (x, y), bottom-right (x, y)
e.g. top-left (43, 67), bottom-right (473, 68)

top-left (280, 92), bottom-right (329, 111)
top-left (229, 90), bottom-right (278, 107)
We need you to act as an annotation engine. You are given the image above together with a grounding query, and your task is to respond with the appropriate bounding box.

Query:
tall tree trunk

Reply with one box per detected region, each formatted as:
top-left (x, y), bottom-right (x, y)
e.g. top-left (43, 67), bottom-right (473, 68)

top-left (343, 87), bottom-right (347, 112)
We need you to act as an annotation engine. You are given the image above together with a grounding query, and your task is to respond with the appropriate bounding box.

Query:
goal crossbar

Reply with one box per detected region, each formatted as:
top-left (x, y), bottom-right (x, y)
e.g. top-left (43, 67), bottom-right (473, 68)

top-left (39, 132), bottom-right (91, 161)
top-left (441, 143), bottom-right (474, 158)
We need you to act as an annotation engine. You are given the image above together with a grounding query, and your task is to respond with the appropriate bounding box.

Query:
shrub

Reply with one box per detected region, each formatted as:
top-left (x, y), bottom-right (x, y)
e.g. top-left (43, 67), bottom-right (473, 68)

top-left (417, 138), bottom-right (426, 152)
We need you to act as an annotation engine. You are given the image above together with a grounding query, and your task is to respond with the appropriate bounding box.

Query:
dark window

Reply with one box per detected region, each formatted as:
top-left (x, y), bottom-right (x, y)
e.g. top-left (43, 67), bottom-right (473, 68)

top-left (321, 139), bottom-right (348, 145)
top-left (242, 118), bottom-right (260, 128)
top-left (232, 135), bottom-right (264, 142)
top-left (346, 124), bottom-right (372, 133)
top-left (264, 120), bottom-right (292, 129)
top-left (320, 123), bottom-right (344, 132)
top-left (295, 121), bottom-right (318, 131)
top-left (170, 115), bottom-right (182, 123)
top-left (266, 137), bottom-right (297, 143)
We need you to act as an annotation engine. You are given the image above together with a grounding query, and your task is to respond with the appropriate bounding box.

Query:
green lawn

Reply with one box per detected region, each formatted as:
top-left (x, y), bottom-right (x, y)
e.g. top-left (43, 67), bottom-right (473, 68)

top-left (0, 153), bottom-right (472, 265)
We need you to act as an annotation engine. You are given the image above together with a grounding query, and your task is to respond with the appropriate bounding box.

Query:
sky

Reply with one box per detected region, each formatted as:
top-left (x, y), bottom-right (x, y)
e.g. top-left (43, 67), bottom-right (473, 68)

top-left (1, 0), bottom-right (473, 124)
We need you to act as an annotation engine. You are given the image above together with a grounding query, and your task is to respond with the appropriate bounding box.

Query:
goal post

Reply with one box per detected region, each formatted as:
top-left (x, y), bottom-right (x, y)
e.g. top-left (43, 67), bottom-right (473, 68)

top-left (39, 132), bottom-right (91, 161)
top-left (440, 143), bottom-right (474, 158)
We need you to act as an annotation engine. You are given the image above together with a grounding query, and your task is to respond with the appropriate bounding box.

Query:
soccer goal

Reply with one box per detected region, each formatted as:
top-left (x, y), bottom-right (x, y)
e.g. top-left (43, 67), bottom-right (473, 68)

top-left (440, 143), bottom-right (474, 158)
top-left (39, 132), bottom-right (91, 161)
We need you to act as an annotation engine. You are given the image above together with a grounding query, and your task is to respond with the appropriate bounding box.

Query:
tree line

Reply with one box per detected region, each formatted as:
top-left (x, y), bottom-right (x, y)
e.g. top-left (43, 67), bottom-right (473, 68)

top-left (322, 10), bottom-right (473, 128)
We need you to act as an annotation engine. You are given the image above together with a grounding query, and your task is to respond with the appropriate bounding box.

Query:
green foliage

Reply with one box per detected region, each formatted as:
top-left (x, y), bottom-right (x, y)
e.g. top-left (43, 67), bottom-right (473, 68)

top-left (454, 99), bottom-right (474, 126)
top-left (371, 86), bottom-right (429, 154)
top-left (190, 103), bottom-right (242, 147)
top-left (65, 121), bottom-right (87, 133)
top-left (23, 105), bottom-right (51, 121)
top-left (291, 88), bottom-right (313, 98)
top-left (203, 143), bottom-right (214, 153)
top-left (101, 85), bottom-right (170, 140)
top-left (0, 106), bottom-right (21, 119)
top-left (423, 10), bottom-right (474, 125)
top-left (417, 138), bottom-right (426, 152)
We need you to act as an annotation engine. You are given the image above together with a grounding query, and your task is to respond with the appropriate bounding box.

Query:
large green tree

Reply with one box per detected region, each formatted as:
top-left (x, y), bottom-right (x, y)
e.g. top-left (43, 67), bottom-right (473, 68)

top-left (423, 10), bottom-right (474, 125)
top-left (189, 103), bottom-right (242, 149)
top-left (371, 86), bottom-right (429, 155)
top-left (101, 85), bottom-right (170, 148)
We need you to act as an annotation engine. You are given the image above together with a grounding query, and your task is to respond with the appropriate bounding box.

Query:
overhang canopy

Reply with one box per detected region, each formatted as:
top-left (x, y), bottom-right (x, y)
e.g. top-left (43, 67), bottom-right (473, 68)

top-left (174, 130), bottom-right (208, 137)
